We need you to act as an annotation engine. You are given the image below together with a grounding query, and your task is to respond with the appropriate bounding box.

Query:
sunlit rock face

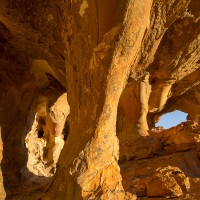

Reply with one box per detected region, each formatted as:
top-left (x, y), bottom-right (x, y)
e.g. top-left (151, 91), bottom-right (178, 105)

top-left (25, 93), bottom-right (69, 176)
top-left (0, 0), bottom-right (200, 199)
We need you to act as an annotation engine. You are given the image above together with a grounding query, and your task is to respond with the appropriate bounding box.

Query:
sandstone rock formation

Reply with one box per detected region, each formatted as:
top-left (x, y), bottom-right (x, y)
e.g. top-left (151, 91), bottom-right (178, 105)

top-left (25, 93), bottom-right (69, 176)
top-left (0, 0), bottom-right (200, 199)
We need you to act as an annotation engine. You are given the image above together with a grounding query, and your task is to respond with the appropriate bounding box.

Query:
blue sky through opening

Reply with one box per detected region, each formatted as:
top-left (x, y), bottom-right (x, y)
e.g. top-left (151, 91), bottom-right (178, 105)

top-left (155, 110), bottom-right (187, 129)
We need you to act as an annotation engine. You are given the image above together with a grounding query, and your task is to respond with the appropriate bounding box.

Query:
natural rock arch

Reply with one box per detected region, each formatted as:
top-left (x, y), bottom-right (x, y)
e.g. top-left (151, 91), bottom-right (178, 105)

top-left (0, 0), bottom-right (199, 199)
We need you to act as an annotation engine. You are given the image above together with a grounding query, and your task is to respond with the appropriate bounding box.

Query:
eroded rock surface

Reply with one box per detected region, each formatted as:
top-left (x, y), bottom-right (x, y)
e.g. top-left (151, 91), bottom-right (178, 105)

top-left (121, 121), bottom-right (200, 199)
top-left (25, 93), bottom-right (69, 176)
top-left (0, 0), bottom-right (199, 199)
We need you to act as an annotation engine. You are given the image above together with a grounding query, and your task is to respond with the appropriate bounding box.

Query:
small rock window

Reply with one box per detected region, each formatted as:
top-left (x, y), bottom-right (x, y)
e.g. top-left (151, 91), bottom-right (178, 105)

top-left (155, 110), bottom-right (187, 129)
top-left (37, 126), bottom-right (44, 138)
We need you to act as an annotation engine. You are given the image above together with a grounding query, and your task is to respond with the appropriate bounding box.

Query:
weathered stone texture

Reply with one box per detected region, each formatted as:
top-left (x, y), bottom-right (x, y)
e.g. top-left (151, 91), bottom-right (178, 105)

top-left (0, 0), bottom-right (199, 199)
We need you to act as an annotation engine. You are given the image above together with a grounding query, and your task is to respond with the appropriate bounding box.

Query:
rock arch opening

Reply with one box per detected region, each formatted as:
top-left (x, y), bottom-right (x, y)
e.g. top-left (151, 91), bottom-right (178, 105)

top-left (155, 110), bottom-right (187, 129)
top-left (0, 0), bottom-right (200, 199)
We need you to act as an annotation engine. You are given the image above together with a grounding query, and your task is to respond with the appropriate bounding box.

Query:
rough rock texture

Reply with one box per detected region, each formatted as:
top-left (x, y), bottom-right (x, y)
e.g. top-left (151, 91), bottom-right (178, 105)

top-left (0, 0), bottom-right (200, 199)
top-left (0, 130), bottom-right (6, 199)
top-left (25, 93), bottom-right (69, 176)
top-left (121, 121), bottom-right (200, 199)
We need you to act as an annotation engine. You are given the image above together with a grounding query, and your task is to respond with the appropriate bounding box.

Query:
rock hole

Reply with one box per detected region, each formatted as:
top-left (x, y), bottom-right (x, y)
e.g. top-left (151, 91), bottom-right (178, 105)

top-left (37, 126), bottom-right (44, 138)
top-left (155, 110), bottom-right (187, 129)
top-left (150, 77), bottom-right (159, 84)
top-left (62, 120), bottom-right (69, 141)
